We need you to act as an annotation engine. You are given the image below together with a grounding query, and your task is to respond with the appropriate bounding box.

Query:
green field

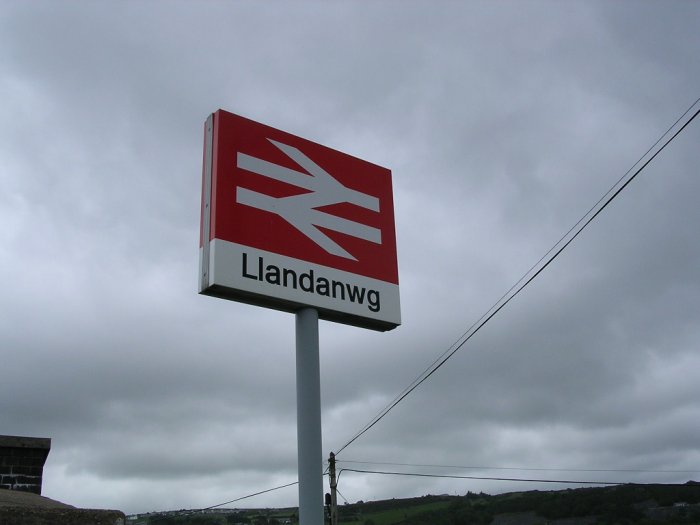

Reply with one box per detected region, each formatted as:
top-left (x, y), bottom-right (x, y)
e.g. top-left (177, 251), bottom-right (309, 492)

top-left (339, 499), bottom-right (451, 525)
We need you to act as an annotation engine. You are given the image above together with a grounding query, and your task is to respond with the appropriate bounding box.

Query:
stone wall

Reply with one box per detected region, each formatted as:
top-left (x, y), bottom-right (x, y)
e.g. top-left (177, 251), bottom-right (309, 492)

top-left (0, 435), bottom-right (51, 495)
top-left (0, 489), bottom-right (125, 525)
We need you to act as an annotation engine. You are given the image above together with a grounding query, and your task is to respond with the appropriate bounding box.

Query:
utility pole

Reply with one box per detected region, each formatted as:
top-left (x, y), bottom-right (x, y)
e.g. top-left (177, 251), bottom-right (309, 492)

top-left (328, 452), bottom-right (338, 525)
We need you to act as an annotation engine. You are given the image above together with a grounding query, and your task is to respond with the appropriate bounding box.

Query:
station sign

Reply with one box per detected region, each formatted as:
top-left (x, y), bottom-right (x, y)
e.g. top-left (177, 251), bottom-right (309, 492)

top-left (199, 110), bottom-right (400, 331)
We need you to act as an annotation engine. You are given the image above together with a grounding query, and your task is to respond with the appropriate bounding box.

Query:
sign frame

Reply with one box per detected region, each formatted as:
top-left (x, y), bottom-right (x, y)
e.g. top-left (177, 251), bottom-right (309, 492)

top-left (199, 110), bottom-right (401, 331)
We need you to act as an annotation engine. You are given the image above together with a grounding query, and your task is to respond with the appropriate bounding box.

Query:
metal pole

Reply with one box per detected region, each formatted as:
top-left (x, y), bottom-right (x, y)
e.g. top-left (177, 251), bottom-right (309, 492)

top-left (296, 307), bottom-right (323, 525)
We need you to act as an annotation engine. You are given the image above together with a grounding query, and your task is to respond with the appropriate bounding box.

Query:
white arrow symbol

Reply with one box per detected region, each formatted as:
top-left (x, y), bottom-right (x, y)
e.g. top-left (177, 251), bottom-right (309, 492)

top-left (236, 139), bottom-right (381, 260)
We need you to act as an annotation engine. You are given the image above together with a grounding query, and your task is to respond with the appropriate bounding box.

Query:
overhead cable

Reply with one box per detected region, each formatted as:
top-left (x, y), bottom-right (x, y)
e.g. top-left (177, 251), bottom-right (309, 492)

top-left (339, 468), bottom-right (695, 487)
top-left (335, 98), bottom-right (700, 456)
top-left (145, 480), bottom-right (300, 522)
top-left (200, 480), bottom-right (300, 510)
top-left (337, 459), bottom-right (700, 474)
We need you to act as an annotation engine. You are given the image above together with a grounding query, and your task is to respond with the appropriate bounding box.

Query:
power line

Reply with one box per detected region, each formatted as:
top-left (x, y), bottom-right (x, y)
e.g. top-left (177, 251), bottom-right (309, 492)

top-left (144, 464), bottom-right (335, 520)
top-left (200, 480), bottom-right (300, 510)
top-left (335, 98), bottom-right (700, 456)
top-left (337, 459), bottom-right (699, 474)
top-left (144, 480), bottom-right (299, 522)
top-left (339, 468), bottom-right (696, 487)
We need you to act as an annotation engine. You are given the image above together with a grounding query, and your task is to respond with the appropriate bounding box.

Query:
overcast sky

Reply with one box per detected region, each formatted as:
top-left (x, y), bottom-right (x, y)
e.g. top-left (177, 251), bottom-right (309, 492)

top-left (1, 0), bottom-right (699, 516)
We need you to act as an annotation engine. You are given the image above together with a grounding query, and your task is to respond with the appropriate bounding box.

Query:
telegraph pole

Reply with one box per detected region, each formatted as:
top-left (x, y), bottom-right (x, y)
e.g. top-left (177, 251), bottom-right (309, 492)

top-left (328, 452), bottom-right (338, 525)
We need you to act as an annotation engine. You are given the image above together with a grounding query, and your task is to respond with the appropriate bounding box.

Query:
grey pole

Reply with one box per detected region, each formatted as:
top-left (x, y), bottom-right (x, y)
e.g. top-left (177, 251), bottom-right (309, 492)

top-left (296, 307), bottom-right (323, 525)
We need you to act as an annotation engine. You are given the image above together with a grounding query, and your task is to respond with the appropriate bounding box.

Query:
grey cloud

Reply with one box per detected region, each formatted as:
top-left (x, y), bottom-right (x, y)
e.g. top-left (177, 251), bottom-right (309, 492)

top-left (1, 0), bottom-right (699, 516)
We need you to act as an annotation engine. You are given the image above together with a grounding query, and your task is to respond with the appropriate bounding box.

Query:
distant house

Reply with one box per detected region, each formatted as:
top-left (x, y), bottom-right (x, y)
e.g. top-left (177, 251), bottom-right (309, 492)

top-left (0, 435), bottom-right (51, 495)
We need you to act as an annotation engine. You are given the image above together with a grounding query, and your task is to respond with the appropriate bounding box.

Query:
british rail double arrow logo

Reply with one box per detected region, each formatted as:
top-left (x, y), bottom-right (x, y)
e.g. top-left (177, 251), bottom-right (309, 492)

top-left (236, 139), bottom-right (381, 261)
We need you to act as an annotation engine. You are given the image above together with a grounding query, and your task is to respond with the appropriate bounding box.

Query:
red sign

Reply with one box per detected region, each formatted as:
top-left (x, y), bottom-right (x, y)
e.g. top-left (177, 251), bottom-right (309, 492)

top-left (199, 110), bottom-right (400, 331)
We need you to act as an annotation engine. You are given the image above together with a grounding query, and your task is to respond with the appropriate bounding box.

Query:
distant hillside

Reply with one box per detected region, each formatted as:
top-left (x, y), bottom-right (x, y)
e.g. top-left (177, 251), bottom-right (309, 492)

top-left (134, 481), bottom-right (700, 525)
top-left (340, 482), bottom-right (700, 525)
